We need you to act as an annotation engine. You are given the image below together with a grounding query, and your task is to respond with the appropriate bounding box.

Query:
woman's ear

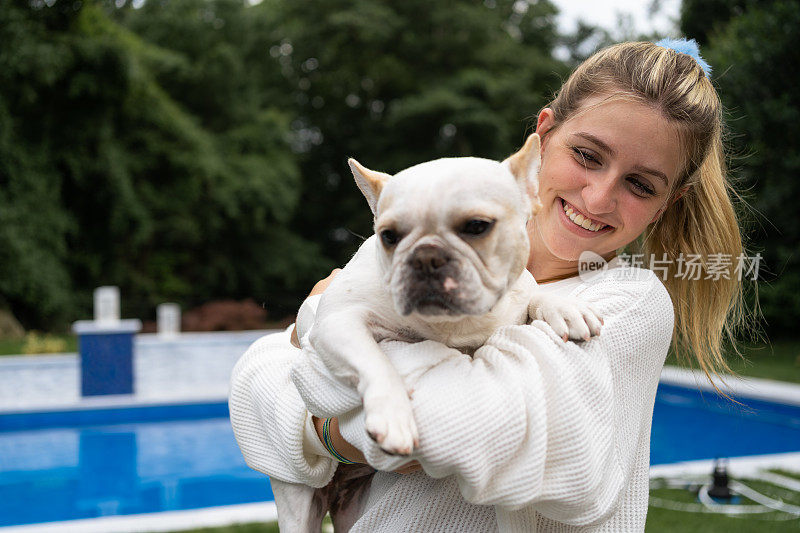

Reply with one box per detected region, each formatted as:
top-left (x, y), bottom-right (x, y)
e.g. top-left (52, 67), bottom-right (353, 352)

top-left (670, 185), bottom-right (690, 207)
top-left (536, 108), bottom-right (555, 152)
top-left (649, 207), bottom-right (665, 225)
top-left (650, 185), bottom-right (690, 224)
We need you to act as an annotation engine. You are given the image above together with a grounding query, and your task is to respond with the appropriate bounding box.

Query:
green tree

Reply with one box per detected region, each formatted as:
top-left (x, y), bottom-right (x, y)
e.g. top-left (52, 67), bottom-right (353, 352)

top-left (682, 0), bottom-right (800, 334)
top-left (680, 0), bottom-right (760, 46)
top-left (1, 0), bottom-right (574, 329)
top-left (262, 0), bottom-right (567, 265)
top-left (0, 0), bottom-right (324, 328)
top-left (0, 2), bottom-right (80, 328)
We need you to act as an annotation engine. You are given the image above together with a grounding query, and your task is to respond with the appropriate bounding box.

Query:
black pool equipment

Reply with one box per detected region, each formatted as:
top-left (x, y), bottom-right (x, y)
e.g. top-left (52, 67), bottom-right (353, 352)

top-left (650, 461), bottom-right (800, 517)
top-left (707, 458), bottom-right (734, 502)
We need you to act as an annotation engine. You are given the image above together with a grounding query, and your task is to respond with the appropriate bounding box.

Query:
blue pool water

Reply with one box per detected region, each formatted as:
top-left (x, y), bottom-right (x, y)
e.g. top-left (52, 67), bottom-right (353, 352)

top-left (1, 383), bottom-right (799, 527)
top-left (0, 403), bottom-right (272, 527)
top-left (651, 383), bottom-right (800, 465)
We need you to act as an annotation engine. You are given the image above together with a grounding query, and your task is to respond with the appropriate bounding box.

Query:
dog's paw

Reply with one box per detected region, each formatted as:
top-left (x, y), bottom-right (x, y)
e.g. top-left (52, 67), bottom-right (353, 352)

top-left (363, 386), bottom-right (419, 456)
top-left (529, 293), bottom-right (603, 342)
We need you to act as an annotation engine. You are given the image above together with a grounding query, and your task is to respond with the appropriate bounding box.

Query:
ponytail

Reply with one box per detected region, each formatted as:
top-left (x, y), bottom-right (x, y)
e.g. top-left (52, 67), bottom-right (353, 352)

top-left (641, 132), bottom-right (747, 392)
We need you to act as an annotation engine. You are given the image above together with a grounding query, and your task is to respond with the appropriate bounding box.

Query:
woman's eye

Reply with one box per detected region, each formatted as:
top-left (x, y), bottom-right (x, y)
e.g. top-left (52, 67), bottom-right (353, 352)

top-left (571, 147), bottom-right (600, 167)
top-left (628, 177), bottom-right (655, 197)
top-left (460, 219), bottom-right (494, 236)
top-left (380, 229), bottom-right (400, 247)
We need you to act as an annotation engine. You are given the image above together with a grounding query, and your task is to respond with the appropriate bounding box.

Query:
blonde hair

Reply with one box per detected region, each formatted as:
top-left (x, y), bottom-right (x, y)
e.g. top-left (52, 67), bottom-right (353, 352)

top-left (542, 41), bottom-right (749, 391)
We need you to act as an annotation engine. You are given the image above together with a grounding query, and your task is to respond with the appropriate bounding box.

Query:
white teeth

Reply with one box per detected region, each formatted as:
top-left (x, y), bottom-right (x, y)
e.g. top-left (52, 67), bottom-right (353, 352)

top-left (561, 199), bottom-right (607, 232)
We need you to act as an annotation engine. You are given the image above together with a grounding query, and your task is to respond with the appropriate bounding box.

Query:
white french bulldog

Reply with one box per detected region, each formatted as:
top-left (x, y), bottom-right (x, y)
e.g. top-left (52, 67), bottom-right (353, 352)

top-left (301, 132), bottom-right (601, 456)
top-left (276, 133), bottom-right (602, 531)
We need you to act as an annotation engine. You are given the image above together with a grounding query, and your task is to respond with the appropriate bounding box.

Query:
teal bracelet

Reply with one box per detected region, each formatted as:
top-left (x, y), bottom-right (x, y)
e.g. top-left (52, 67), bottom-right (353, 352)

top-left (322, 417), bottom-right (357, 464)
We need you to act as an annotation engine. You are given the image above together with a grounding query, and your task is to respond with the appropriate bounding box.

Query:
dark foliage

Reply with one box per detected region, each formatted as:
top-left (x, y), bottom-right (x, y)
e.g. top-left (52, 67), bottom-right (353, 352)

top-left (682, 0), bottom-right (800, 334)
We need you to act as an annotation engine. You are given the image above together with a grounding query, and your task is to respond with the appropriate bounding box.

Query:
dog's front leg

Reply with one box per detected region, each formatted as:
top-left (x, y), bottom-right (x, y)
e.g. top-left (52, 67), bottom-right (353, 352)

top-left (310, 311), bottom-right (419, 456)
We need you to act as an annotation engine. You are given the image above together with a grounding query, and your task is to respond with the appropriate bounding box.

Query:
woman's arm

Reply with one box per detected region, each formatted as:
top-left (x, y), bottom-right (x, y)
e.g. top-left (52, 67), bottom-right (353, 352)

top-left (290, 268), bottom-right (341, 348)
top-left (229, 268), bottom-right (419, 485)
top-left (291, 269), bottom-right (674, 525)
top-left (228, 328), bottom-right (339, 488)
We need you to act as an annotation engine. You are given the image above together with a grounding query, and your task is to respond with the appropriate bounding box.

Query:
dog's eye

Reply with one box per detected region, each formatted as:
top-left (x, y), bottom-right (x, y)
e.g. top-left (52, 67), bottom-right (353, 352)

top-left (460, 219), bottom-right (494, 236)
top-left (380, 229), bottom-right (400, 247)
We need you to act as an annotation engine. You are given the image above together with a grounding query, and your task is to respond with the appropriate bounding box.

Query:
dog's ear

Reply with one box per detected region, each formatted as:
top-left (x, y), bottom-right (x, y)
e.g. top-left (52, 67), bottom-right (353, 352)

top-left (348, 158), bottom-right (392, 216)
top-left (504, 133), bottom-right (543, 215)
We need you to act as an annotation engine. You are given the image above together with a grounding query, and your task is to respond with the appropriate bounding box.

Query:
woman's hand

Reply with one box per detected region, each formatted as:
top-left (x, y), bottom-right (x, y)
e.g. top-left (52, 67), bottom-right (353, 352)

top-left (290, 268), bottom-right (342, 348)
top-left (313, 416), bottom-right (422, 474)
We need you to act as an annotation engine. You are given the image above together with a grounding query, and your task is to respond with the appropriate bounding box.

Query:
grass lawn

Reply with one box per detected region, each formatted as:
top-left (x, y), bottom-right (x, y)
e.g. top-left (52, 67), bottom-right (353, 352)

top-left (664, 339), bottom-right (800, 385)
top-left (171, 473), bottom-right (800, 532)
top-left (0, 333), bottom-right (77, 356)
top-left (646, 473), bottom-right (800, 532)
top-left (724, 340), bottom-right (800, 384)
top-left (176, 524), bottom-right (279, 533)
top-left (172, 481), bottom-right (800, 533)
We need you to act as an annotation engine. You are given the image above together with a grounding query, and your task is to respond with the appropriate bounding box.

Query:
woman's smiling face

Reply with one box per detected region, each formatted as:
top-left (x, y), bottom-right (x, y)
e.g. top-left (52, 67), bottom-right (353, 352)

top-left (529, 96), bottom-right (685, 270)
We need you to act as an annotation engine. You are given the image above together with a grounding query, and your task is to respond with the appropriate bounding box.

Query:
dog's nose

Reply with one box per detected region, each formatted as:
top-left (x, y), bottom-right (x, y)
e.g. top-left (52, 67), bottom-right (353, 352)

top-left (410, 245), bottom-right (451, 273)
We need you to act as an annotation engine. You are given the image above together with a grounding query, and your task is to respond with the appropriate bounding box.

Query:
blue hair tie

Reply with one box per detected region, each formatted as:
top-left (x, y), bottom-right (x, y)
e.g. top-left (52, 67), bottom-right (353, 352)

top-left (655, 38), bottom-right (712, 78)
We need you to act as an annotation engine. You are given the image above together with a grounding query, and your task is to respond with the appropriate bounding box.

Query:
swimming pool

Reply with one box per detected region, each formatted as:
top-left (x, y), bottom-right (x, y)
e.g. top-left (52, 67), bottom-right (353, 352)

top-left (0, 402), bottom-right (272, 527)
top-left (651, 382), bottom-right (800, 464)
top-left (1, 381), bottom-right (799, 528)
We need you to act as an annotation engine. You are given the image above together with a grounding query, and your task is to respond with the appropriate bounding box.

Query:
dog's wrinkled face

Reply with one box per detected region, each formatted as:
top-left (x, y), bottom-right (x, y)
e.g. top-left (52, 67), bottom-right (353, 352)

top-left (350, 134), bottom-right (541, 320)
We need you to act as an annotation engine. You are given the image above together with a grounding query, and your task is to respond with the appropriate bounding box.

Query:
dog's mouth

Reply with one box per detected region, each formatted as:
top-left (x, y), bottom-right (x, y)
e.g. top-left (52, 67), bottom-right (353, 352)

top-left (394, 251), bottom-right (494, 317)
top-left (414, 299), bottom-right (454, 316)
top-left (401, 291), bottom-right (461, 316)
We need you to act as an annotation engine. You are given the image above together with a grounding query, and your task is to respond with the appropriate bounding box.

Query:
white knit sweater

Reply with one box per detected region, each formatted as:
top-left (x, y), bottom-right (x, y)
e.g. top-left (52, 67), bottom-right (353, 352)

top-left (229, 265), bottom-right (673, 532)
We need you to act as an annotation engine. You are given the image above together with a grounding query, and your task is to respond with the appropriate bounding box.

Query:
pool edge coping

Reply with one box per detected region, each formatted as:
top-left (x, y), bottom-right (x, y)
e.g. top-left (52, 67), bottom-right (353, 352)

top-left (660, 365), bottom-right (800, 407)
top-left (0, 393), bottom-right (230, 416)
top-left (8, 363), bottom-right (796, 416)
top-left (650, 450), bottom-right (800, 478)
top-left (0, 502), bottom-right (278, 533)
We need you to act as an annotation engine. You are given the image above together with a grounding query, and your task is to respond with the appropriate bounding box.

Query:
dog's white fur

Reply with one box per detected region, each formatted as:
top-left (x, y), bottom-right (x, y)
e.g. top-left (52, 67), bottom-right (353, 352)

top-left (276, 134), bottom-right (602, 531)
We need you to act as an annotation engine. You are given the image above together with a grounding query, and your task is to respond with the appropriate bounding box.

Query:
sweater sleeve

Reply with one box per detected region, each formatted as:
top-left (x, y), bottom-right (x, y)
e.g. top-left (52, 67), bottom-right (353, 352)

top-left (292, 269), bottom-right (673, 525)
top-left (228, 327), bottom-right (338, 488)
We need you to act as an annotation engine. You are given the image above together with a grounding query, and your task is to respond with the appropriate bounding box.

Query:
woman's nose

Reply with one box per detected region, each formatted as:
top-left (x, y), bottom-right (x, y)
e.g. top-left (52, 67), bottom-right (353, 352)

top-left (581, 173), bottom-right (617, 215)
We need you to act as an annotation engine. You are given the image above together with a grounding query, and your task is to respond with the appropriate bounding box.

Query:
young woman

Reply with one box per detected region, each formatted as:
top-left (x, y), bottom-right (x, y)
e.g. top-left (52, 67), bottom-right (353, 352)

top-left (229, 40), bottom-right (747, 531)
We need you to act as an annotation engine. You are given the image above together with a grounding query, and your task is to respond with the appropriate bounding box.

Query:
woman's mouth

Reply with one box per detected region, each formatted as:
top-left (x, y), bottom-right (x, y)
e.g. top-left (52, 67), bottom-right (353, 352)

top-left (559, 198), bottom-right (613, 233)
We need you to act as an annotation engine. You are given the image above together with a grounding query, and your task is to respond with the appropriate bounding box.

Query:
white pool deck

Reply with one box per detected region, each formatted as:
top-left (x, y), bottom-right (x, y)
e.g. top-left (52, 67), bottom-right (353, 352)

top-left (1, 331), bottom-right (799, 532)
top-left (0, 330), bottom-right (281, 412)
top-left (0, 503), bottom-right (280, 533)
